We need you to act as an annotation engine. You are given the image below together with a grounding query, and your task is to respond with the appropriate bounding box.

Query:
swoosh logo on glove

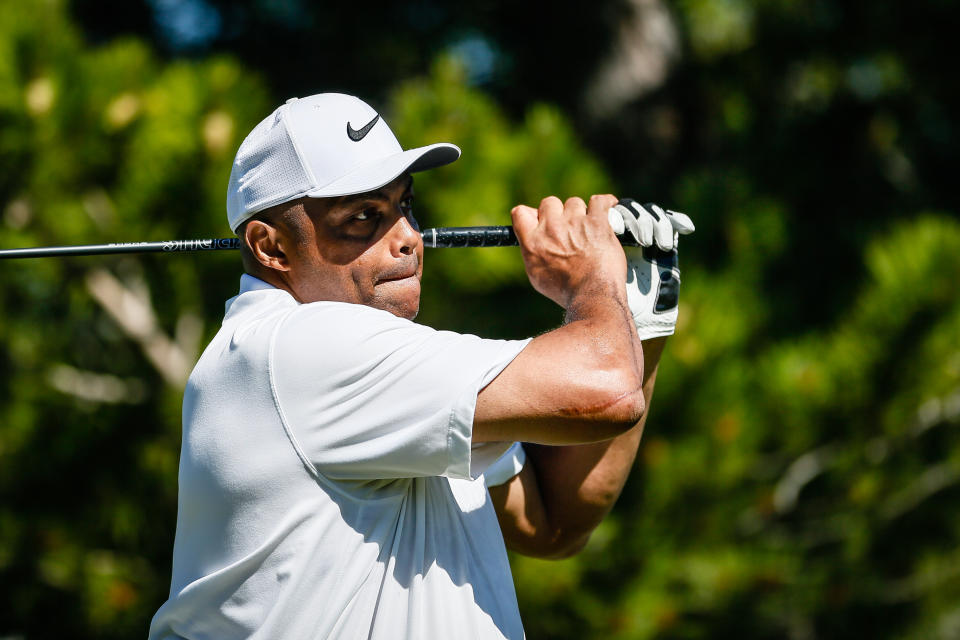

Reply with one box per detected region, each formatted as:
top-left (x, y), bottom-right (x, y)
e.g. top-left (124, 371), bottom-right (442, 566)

top-left (347, 114), bottom-right (380, 141)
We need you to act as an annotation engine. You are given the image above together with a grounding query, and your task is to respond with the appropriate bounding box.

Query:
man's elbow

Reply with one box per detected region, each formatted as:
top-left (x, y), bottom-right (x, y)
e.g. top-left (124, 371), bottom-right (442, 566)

top-left (548, 531), bottom-right (593, 559)
top-left (515, 529), bottom-right (594, 560)
top-left (574, 375), bottom-right (646, 437)
top-left (600, 382), bottom-right (646, 431)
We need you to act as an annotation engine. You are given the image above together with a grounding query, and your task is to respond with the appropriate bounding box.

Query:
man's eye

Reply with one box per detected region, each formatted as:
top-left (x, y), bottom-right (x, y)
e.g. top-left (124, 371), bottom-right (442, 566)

top-left (354, 209), bottom-right (377, 222)
top-left (400, 197), bottom-right (413, 212)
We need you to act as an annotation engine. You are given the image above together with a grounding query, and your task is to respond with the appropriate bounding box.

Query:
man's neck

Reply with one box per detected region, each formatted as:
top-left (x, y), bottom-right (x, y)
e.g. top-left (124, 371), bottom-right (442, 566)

top-left (245, 268), bottom-right (300, 301)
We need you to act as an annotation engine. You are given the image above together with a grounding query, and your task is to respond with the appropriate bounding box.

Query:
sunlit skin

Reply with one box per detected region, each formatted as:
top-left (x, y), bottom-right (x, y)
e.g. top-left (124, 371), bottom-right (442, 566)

top-left (243, 174), bottom-right (423, 319)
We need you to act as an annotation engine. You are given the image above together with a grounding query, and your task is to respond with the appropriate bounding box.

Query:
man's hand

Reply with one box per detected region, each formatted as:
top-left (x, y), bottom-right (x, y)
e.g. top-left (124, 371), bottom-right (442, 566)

top-left (612, 199), bottom-right (695, 340)
top-left (511, 194), bottom-right (625, 310)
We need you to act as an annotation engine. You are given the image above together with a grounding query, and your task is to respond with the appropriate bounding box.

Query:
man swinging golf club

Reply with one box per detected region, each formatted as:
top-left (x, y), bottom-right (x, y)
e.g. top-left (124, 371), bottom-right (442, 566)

top-left (149, 93), bottom-right (693, 639)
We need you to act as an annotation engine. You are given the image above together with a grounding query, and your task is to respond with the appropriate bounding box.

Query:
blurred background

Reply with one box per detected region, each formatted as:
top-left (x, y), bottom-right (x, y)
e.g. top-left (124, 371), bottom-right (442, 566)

top-left (0, 0), bottom-right (958, 637)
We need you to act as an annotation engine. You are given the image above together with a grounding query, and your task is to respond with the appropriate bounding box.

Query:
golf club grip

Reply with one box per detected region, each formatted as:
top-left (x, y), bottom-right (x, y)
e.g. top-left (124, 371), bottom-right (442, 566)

top-left (422, 226), bottom-right (517, 248)
top-left (422, 226), bottom-right (642, 248)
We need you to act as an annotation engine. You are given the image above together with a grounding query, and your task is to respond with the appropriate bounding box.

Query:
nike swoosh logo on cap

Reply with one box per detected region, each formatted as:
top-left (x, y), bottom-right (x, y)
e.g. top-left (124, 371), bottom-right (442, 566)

top-left (346, 114), bottom-right (380, 141)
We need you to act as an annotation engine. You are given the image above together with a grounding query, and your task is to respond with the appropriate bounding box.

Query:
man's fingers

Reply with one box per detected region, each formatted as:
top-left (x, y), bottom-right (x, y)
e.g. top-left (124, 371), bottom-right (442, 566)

top-left (538, 196), bottom-right (564, 221)
top-left (615, 204), bottom-right (643, 244)
top-left (667, 210), bottom-right (695, 235)
top-left (610, 199), bottom-right (695, 248)
top-left (648, 204), bottom-right (675, 251)
top-left (586, 194), bottom-right (617, 218)
top-left (510, 204), bottom-right (540, 245)
top-left (607, 208), bottom-right (625, 235)
top-left (563, 196), bottom-right (588, 217)
top-left (628, 202), bottom-right (655, 247)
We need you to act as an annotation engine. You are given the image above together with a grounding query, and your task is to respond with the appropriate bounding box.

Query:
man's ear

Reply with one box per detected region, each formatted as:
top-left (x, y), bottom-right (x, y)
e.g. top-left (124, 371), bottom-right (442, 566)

top-left (245, 220), bottom-right (290, 272)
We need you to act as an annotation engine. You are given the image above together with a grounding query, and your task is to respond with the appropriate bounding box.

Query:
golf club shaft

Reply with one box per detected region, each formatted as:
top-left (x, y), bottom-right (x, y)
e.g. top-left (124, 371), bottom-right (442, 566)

top-left (0, 226), bottom-right (642, 259)
top-left (0, 238), bottom-right (243, 259)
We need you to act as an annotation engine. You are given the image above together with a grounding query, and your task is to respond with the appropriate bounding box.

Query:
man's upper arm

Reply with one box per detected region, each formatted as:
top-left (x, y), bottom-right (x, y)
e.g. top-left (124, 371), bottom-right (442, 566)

top-left (488, 461), bottom-right (594, 559)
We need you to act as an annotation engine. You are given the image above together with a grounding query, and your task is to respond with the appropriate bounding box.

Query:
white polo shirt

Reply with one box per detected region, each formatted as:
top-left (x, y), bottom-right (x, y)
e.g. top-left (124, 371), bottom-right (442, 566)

top-left (150, 275), bottom-right (530, 639)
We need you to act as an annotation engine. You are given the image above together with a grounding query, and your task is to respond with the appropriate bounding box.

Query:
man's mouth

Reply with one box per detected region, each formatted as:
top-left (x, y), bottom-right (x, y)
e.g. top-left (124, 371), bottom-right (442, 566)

top-left (378, 273), bottom-right (417, 283)
top-left (377, 262), bottom-right (419, 284)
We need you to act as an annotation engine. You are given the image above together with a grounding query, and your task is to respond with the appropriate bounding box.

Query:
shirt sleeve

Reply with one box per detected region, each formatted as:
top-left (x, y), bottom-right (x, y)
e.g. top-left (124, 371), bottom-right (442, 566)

top-left (269, 301), bottom-right (530, 481)
top-left (476, 442), bottom-right (527, 488)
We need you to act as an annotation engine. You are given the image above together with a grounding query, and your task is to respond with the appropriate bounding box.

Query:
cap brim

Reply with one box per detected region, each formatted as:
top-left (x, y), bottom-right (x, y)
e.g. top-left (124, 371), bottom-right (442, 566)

top-left (306, 143), bottom-right (460, 199)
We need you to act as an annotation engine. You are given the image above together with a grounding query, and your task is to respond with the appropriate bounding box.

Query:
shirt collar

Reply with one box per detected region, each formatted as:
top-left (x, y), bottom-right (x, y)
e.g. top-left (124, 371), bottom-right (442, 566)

top-left (223, 273), bottom-right (296, 321)
top-left (239, 273), bottom-right (277, 294)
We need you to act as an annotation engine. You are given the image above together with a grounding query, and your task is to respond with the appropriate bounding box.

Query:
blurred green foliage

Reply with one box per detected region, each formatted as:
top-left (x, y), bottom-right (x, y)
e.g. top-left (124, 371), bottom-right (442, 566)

top-left (1, 0), bottom-right (958, 638)
top-left (511, 212), bottom-right (960, 639)
top-left (0, 0), bottom-right (272, 635)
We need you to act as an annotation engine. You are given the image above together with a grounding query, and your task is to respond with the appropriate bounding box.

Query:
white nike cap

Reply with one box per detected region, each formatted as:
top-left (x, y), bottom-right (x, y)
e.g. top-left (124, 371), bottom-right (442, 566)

top-left (226, 93), bottom-right (461, 232)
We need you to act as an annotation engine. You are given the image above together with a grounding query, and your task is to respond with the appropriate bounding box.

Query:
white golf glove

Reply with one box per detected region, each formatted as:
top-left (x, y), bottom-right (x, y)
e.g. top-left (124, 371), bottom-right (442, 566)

top-left (608, 199), bottom-right (695, 340)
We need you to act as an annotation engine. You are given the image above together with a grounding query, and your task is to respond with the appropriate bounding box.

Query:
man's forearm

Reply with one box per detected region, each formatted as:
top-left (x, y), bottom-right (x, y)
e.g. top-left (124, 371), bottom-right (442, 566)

top-left (473, 282), bottom-right (647, 445)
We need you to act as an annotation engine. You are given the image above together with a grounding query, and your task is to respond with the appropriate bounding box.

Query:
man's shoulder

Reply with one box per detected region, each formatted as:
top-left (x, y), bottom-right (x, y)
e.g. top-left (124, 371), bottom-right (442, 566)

top-left (275, 300), bottom-right (430, 366)
top-left (289, 299), bottom-right (416, 330)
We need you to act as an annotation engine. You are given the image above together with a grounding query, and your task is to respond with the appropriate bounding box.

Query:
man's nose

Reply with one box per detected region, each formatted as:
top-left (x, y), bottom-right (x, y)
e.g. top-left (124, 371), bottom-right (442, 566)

top-left (389, 214), bottom-right (421, 257)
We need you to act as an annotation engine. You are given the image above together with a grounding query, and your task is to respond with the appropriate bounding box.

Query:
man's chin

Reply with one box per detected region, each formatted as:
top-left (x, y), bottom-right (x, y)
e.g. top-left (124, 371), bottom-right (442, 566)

top-left (371, 280), bottom-right (421, 320)
top-left (379, 300), bottom-right (420, 320)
